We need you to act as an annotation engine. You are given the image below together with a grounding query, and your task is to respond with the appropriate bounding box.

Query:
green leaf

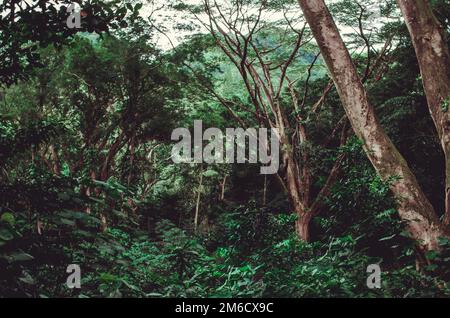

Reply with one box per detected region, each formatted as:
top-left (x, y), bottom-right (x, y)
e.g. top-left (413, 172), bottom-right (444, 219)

top-left (18, 273), bottom-right (36, 285)
top-left (7, 252), bottom-right (34, 262)
top-left (0, 212), bottom-right (15, 226)
top-left (441, 96), bottom-right (449, 112)
top-left (99, 272), bottom-right (119, 283)
top-left (425, 250), bottom-right (438, 261)
top-left (116, 7), bottom-right (127, 16)
top-left (0, 228), bottom-right (14, 241)
top-left (59, 218), bottom-right (76, 226)
top-left (121, 279), bottom-right (140, 292)
top-left (202, 169), bottom-right (219, 178)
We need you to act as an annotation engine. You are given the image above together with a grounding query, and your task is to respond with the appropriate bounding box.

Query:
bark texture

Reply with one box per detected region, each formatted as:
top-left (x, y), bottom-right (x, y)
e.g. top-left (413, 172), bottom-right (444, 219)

top-left (298, 0), bottom-right (448, 251)
top-left (397, 0), bottom-right (450, 226)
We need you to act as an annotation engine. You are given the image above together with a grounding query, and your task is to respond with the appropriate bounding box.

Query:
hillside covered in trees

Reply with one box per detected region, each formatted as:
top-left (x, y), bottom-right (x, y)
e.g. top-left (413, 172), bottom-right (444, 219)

top-left (0, 0), bottom-right (449, 298)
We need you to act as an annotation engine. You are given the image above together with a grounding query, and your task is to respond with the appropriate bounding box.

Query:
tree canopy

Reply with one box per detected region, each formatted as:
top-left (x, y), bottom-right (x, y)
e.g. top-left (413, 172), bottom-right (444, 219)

top-left (0, 0), bottom-right (449, 298)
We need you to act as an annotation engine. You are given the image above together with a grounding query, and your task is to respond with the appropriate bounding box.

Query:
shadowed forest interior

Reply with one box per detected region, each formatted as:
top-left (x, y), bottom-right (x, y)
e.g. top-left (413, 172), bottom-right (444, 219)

top-left (0, 0), bottom-right (449, 297)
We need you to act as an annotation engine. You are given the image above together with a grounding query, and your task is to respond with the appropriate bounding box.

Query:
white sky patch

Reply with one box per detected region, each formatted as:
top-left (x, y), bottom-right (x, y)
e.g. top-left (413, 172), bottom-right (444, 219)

top-left (138, 0), bottom-right (398, 51)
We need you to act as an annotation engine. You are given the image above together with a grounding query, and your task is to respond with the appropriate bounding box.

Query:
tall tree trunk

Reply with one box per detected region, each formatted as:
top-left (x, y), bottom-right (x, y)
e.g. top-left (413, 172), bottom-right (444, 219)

top-left (281, 145), bottom-right (312, 241)
top-left (220, 175), bottom-right (227, 201)
top-left (262, 174), bottom-right (267, 206)
top-left (296, 211), bottom-right (312, 242)
top-left (396, 0), bottom-right (450, 226)
top-left (127, 136), bottom-right (136, 187)
top-left (194, 165), bottom-right (203, 233)
top-left (297, 0), bottom-right (448, 251)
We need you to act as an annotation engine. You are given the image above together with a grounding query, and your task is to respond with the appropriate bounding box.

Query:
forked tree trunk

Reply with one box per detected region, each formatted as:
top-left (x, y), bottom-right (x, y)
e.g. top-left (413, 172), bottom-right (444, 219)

top-left (201, 3), bottom-right (349, 242)
top-left (396, 0), bottom-right (450, 226)
top-left (298, 0), bottom-right (448, 251)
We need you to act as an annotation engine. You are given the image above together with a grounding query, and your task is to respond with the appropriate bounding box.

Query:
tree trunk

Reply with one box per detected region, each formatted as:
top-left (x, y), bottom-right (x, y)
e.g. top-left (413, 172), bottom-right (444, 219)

top-left (396, 0), bottom-right (450, 226)
top-left (262, 174), bottom-right (267, 206)
top-left (282, 145), bottom-right (312, 241)
top-left (194, 165), bottom-right (203, 233)
top-left (220, 175), bottom-right (227, 201)
top-left (296, 209), bottom-right (312, 242)
top-left (127, 136), bottom-right (136, 186)
top-left (49, 145), bottom-right (60, 175)
top-left (298, 0), bottom-right (448, 251)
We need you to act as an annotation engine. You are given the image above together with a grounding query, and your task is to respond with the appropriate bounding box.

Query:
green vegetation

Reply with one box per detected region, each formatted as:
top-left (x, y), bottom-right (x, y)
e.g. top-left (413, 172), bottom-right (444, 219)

top-left (0, 0), bottom-right (449, 298)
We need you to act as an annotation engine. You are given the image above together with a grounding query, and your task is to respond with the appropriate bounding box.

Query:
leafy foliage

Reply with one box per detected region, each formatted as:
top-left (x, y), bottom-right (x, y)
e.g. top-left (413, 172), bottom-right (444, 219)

top-left (0, 0), bottom-right (449, 299)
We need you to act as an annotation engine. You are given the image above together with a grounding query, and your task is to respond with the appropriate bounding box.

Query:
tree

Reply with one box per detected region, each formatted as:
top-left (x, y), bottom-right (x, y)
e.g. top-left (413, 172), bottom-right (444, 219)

top-left (0, 0), bottom-right (133, 85)
top-left (173, 0), bottom-right (352, 241)
top-left (297, 0), bottom-right (448, 253)
top-left (396, 0), bottom-right (450, 226)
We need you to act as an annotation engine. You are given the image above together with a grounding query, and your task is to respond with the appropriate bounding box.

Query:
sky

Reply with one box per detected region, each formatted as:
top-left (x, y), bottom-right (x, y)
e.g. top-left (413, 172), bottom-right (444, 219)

top-left (139, 0), bottom-right (395, 51)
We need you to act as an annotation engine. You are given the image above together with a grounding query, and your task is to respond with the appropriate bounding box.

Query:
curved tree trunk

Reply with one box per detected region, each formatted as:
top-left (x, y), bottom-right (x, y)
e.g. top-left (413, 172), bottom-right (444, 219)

top-left (396, 0), bottom-right (450, 226)
top-left (297, 0), bottom-right (448, 252)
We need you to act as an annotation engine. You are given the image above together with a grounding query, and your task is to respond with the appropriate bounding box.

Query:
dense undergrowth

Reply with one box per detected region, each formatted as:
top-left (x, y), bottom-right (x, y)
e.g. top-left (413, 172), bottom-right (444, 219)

top-left (1, 0), bottom-right (450, 298)
top-left (1, 173), bottom-right (449, 298)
